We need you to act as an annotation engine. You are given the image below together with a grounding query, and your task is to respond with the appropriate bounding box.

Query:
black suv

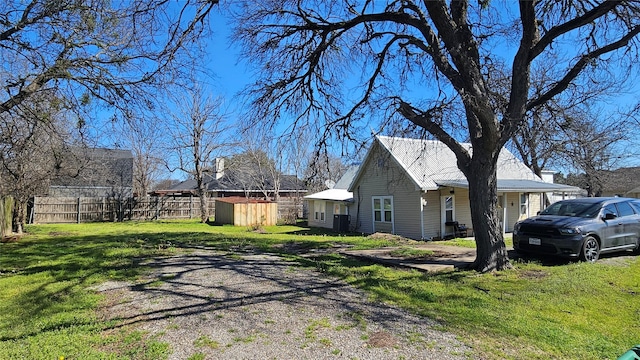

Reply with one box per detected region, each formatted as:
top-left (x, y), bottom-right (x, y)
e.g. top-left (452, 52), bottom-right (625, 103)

top-left (513, 197), bottom-right (640, 262)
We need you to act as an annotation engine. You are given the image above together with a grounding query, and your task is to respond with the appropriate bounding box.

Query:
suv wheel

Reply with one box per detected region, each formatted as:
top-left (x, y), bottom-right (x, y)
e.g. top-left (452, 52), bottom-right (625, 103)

top-left (580, 236), bottom-right (600, 262)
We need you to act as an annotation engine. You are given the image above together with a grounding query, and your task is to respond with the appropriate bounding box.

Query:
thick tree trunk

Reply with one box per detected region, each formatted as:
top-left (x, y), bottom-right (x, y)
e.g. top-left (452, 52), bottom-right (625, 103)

top-left (196, 182), bottom-right (208, 223)
top-left (467, 156), bottom-right (512, 272)
top-left (12, 199), bottom-right (25, 235)
top-left (1, 196), bottom-right (13, 238)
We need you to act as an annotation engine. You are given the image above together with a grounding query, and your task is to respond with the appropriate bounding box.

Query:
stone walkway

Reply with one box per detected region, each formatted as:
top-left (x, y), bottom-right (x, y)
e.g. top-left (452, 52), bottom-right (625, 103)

top-left (340, 243), bottom-right (477, 272)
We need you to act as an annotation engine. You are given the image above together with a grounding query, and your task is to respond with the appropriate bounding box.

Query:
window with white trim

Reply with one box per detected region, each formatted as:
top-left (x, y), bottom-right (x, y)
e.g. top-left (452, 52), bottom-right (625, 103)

top-left (444, 195), bottom-right (454, 222)
top-left (314, 200), bottom-right (326, 222)
top-left (520, 193), bottom-right (528, 216)
top-left (372, 196), bottom-right (393, 223)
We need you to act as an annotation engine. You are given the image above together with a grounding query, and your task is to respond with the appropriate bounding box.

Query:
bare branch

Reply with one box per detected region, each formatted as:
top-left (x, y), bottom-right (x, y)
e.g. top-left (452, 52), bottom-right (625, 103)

top-left (527, 26), bottom-right (640, 110)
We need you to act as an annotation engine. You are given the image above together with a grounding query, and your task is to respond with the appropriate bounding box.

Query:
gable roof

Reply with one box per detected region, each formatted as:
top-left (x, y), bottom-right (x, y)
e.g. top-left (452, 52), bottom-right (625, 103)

top-left (164, 171), bottom-right (306, 194)
top-left (333, 165), bottom-right (358, 190)
top-left (599, 167), bottom-right (640, 194)
top-left (349, 136), bottom-right (579, 193)
top-left (50, 147), bottom-right (133, 188)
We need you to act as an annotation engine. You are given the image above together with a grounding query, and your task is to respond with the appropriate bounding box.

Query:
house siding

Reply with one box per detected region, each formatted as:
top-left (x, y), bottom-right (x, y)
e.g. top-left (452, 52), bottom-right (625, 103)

top-left (529, 193), bottom-right (542, 216)
top-left (348, 138), bottom-right (552, 238)
top-left (352, 145), bottom-right (422, 239)
top-left (452, 188), bottom-right (472, 235)
top-left (427, 189), bottom-right (473, 239)
top-left (307, 199), bottom-right (336, 229)
top-left (506, 193), bottom-right (520, 231)
top-left (422, 191), bottom-right (441, 238)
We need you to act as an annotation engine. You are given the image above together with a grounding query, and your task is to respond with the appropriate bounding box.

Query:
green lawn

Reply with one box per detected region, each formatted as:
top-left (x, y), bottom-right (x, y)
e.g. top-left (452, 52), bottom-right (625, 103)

top-left (1, 220), bottom-right (638, 359)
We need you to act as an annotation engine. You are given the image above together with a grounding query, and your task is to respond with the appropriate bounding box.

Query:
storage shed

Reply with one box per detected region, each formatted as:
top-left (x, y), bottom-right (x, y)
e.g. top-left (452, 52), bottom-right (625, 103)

top-left (214, 197), bottom-right (278, 226)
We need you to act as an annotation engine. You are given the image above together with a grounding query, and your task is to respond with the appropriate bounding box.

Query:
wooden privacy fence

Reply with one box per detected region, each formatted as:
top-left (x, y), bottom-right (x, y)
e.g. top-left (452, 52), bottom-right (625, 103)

top-left (32, 196), bottom-right (215, 224)
top-left (31, 196), bottom-right (304, 224)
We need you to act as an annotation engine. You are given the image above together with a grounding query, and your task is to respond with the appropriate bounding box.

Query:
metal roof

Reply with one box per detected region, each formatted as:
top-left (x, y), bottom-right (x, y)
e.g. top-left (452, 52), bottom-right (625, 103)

top-left (333, 166), bottom-right (358, 189)
top-left (303, 189), bottom-right (353, 202)
top-left (437, 179), bottom-right (582, 193)
top-left (349, 136), bottom-right (574, 192)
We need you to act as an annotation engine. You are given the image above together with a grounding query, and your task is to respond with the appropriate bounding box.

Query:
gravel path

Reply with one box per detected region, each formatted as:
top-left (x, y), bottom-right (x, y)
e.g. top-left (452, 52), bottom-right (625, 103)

top-left (95, 250), bottom-right (472, 359)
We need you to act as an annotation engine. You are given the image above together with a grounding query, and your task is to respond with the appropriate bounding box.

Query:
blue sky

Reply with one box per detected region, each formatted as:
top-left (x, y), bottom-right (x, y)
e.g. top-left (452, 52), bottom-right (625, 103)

top-left (106, 7), bottom-right (639, 180)
top-left (201, 9), bottom-right (640, 172)
top-left (205, 11), bottom-right (252, 107)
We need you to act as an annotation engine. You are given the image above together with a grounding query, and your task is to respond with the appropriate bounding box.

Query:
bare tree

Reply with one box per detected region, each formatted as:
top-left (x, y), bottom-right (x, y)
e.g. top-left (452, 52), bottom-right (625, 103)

top-left (304, 152), bottom-right (350, 194)
top-left (281, 132), bottom-right (313, 220)
top-left (509, 63), bottom-right (632, 179)
top-left (232, 1), bottom-right (640, 271)
top-left (152, 178), bottom-right (181, 192)
top-left (1, 196), bottom-right (11, 238)
top-left (112, 116), bottom-right (164, 197)
top-left (0, 96), bottom-right (72, 233)
top-left (225, 148), bottom-right (280, 200)
top-left (558, 107), bottom-right (633, 196)
top-left (1, 0), bottom-right (217, 117)
top-left (166, 87), bottom-right (228, 223)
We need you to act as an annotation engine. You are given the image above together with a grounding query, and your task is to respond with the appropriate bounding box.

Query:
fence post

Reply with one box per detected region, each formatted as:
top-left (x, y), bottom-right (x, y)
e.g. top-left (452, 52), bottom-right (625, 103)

top-left (77, 197), bottom-right (81, 224)
top-left (31, 196), bottom-right (37, 224)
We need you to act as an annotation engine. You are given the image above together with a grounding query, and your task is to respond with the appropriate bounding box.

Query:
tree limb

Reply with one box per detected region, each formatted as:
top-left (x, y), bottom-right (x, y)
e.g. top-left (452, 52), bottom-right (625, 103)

top-left (527, 26), bottom-right (640, 110)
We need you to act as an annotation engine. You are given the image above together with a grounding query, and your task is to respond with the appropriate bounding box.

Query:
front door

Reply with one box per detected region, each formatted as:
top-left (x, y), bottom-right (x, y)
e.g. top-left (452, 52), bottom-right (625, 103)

top-left (440, 195), bottom-right (455, 237)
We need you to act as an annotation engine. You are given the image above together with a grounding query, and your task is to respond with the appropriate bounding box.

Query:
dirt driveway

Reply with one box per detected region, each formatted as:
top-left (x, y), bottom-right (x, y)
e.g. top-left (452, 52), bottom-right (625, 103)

top-left (94, 249), bottom-right (471, 359)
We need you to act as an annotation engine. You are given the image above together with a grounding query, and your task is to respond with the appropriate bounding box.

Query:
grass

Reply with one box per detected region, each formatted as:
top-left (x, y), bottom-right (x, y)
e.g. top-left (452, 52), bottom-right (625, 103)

top-left (193, 335), bottom-right (220, 349)
top-left (0, 220), bottom-right (638, 359)
top-left (388, 247), bottom-right (434, 258)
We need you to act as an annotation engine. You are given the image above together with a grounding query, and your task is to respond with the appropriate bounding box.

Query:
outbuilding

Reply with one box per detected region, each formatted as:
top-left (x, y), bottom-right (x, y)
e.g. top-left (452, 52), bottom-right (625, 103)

top-left (214, 197), bottom-right (277, 226)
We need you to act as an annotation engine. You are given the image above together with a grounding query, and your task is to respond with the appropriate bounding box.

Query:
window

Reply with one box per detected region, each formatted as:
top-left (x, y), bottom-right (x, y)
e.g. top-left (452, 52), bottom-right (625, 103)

top-left (520, 193), bottom-right (528, 216)
top-left (603, 204), bottom-right (618, 218)
top-left (615, 201), bottom-right (634, 217)
top-left (373, 196), bottom-right (393, 223)
top-left (314, 200), bottom-right (326, 222)
top-left (444, 196), bottom-right (454, 222)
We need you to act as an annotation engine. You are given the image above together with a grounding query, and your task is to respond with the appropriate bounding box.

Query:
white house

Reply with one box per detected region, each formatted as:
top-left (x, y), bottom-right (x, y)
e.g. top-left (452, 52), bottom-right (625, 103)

top-left (304, 167), bottom-right (356, 230)
top-left (306, 136), bottom-right (580, 239)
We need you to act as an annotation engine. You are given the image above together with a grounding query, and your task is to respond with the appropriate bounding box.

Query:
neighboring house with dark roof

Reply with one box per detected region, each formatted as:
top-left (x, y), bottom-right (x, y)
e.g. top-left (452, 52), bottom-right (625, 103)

top-left (597, 167), bottom-right (640, 198)
top-left (153, 171), bottom-right (307, 199)
top-left (304, 136), bottom-right (579, 239)
top-left (152, 158), bottom-right (307, 221)
top-left (48, 147), bottom-right (134, 198)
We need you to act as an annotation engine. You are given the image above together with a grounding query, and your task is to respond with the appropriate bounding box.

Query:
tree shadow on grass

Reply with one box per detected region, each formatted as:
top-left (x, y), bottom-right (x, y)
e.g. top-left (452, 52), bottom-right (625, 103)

top-left (0, 229), bottom-right (437, 343)
top-left (95, 250), bottom-right (451, 351)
